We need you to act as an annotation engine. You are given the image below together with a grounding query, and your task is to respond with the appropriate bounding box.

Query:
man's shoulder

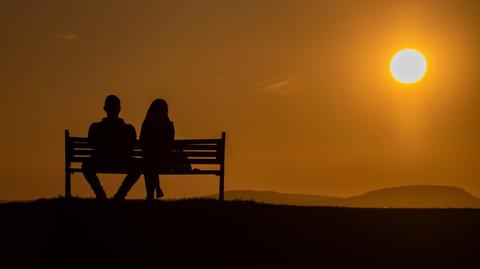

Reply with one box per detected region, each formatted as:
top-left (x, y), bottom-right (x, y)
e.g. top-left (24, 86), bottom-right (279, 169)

top-left (89, 118), bottom-right (136, 134)
top-left (89, 119), bottom-right (116, 132)
top-left (126, 123), bottom-right (136, 132)
top-left (122, 122), bottom-right (136, 137)
top-left (89, 121), bottom-right (101, 130)
top-left (123, 121), bottom-right (133, 127)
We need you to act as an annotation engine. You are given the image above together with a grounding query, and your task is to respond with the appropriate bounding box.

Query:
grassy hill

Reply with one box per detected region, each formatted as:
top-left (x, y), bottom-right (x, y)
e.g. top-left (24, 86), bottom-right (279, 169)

top-left (1, 198), bottom-right (479, 268)
top-left (211, 185), bottom-right (480, 208)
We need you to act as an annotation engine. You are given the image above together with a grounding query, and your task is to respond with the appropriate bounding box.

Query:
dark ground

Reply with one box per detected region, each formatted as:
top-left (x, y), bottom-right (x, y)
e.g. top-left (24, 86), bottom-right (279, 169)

top-left (1, 199), bottom-right (479, 268)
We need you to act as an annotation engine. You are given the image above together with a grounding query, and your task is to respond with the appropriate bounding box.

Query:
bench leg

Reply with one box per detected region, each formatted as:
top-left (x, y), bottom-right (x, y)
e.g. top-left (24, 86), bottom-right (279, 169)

top-left (65, 169), bottom-right (72, 199)
top-left (219, 172), bottom-right (224, 202)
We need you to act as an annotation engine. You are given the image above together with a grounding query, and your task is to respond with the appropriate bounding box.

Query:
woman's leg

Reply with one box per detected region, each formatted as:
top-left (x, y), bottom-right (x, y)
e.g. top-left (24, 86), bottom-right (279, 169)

top-left (154, 175), bottom-right (164, 198)
top-left (144, 172), bottom-right (155, 200)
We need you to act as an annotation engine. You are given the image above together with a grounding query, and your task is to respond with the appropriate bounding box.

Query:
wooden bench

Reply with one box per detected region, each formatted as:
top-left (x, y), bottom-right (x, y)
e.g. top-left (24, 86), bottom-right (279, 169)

top-left (64, 130), bottom-right (226, 201)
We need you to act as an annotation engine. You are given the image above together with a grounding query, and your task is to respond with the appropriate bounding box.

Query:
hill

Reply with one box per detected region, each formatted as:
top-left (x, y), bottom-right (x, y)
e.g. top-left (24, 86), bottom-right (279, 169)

top-left (1, 199), bottom-right (479, 268)
top-left (211, 185), bottom-right (480, 208)
top-left (339, 185), bottom-right (480, 208)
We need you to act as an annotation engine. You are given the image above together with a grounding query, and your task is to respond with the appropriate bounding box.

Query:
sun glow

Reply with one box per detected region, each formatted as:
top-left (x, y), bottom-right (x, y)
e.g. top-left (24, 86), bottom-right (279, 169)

top-left (390, 49), bottom-right (427, 84)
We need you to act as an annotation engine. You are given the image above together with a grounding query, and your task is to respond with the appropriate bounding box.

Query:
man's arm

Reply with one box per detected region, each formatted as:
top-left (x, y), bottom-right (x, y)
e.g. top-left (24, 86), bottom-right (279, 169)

top-left (126, 124), bottom-right (137, 150)
top-left (87, 123), bottom-right (98, 147)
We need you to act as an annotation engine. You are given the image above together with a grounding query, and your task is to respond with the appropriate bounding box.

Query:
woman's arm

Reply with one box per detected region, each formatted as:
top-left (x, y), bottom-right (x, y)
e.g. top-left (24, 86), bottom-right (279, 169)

top-left (169, 121), bottom-right (175, 143)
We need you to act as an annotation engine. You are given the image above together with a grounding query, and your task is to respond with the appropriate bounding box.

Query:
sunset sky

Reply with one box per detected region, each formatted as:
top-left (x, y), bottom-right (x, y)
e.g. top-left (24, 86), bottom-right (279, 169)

top-left (1, 0), bottom-right (480, 200)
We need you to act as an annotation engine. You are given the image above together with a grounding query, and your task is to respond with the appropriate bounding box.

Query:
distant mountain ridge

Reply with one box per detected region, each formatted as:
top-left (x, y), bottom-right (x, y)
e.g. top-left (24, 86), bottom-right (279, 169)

top-left (209, 185), bottom-right (480, 208)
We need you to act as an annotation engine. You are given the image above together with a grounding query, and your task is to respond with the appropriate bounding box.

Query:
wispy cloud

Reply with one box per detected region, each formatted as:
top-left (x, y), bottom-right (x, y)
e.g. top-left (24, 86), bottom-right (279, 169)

top-left (257, 76), bottom-right (295, 95)
top-left (57, 34), bottom-right (78, 40)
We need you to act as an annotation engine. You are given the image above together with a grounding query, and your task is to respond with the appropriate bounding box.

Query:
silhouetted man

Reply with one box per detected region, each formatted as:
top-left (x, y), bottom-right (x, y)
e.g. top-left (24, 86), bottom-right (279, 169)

top-left (82, 95), bottom-right (141, 199)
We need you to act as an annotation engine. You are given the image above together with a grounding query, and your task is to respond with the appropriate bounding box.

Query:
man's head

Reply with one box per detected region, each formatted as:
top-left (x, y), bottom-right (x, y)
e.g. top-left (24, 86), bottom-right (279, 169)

top-left (104, 95), bottom-right (121, 119)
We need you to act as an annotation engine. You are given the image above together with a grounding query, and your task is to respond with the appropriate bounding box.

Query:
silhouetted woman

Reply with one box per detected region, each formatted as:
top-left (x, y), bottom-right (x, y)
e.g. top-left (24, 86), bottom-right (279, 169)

top-left (140, 99), bottom-right (175, 200)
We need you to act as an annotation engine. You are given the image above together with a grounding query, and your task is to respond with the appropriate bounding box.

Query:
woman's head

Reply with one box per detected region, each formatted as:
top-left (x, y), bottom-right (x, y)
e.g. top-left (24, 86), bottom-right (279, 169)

top-left (145, 98), bottom-right (169, 122)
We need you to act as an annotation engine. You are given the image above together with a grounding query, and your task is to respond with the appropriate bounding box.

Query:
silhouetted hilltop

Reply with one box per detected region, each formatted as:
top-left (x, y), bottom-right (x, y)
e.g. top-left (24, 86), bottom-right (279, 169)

top-left (211, 185), bottom-right (480, 208)
top-left (340, 185), bottom-right (480, 208)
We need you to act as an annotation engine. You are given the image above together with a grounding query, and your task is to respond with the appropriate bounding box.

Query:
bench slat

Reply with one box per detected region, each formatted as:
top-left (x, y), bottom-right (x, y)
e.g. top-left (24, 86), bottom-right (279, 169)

top-left (70, 137), bottom-right (221, 144)
top-left (70, 143), bottom-right (220, 151)
top-left (71, 156), bottom-right (221, 164)
top-left (174, 151), bottom-right (219, 157)
top-left (70, 137), bottom-right (89, 143)
top-left (71, 143), bottom-right (94, 149)
top-left (71, 149), bottom-right (94, 155)
top-left (69, 167), bottom-right (222, 175)
top-left (172, 145), bottom-right (219, 150)
top-left (173, 139), bottom-right (222, 145)
top-left (71, 150), bottom-right (220, 158)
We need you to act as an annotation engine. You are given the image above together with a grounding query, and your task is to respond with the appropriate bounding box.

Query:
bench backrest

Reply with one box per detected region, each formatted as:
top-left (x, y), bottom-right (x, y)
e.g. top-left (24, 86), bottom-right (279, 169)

top-left (65, 131), bottom-right (226, 167)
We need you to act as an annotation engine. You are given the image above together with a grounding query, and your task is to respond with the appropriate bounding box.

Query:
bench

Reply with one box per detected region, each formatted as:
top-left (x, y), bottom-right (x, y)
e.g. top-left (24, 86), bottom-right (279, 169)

top-left (64, 130), bottom-right (226, 201)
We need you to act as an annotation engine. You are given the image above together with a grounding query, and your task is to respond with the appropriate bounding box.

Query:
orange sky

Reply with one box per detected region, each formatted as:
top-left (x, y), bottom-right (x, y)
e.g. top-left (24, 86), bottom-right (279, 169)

top-left (1, 0), bottom-right (480, 200)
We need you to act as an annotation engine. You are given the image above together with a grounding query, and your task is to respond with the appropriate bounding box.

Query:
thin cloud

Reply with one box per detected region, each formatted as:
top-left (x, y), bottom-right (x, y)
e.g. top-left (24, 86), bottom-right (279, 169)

top-left (57, 34), bottom-right (78, 40)
top-left (258, 76), bottom-right (295, 95)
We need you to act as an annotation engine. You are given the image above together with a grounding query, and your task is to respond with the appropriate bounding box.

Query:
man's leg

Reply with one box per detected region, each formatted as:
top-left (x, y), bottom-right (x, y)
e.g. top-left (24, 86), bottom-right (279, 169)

top-left (82, 160), bottom-right (107, 199)
top-left (113, 160), bottom-right (141, 199)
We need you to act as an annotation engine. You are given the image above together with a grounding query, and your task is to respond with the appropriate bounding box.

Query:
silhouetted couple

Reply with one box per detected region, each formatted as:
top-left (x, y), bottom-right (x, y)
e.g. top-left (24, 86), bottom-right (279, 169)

top-left (82, 95), bottom-right (174, 200)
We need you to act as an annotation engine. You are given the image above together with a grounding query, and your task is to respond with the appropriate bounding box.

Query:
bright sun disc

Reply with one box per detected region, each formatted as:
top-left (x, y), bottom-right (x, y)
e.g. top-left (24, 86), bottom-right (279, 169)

top-left (390, 49), bottom-right (427, 84)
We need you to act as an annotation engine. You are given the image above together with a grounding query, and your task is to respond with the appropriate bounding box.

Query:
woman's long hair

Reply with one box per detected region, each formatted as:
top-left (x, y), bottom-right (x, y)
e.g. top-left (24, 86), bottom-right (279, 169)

top-left (143, 98), bottom-right (169, 125)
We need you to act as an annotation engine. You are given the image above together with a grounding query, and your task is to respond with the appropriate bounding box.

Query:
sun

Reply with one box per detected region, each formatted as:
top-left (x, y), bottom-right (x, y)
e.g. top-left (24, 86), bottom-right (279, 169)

top-left (390, 49), bottom-right (427, 84)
